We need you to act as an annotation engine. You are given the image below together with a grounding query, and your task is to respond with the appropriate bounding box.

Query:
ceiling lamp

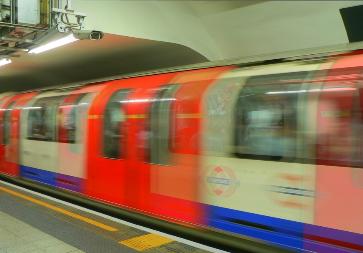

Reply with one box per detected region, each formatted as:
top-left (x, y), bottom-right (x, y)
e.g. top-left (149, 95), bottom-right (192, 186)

top-left (28, 34), bottom-right (79, 54)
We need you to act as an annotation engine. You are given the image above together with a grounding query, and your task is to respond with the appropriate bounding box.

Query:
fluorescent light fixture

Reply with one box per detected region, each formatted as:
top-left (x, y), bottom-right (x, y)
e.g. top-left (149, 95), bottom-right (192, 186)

top-left (0, 58), bottom-right (12, 67)
top-left (266, 87), bottom-right (356, 95)
top-left (28, 34), bottom-right (79, 54)
top-left (267, 90), bottom-right (306, 95)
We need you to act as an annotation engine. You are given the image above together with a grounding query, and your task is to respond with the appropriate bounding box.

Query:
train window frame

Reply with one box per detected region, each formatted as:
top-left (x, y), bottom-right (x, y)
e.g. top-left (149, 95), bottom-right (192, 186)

top-left (58, 93), bottom-right (87, 144)
top-left (2, 101), bottom-right (15, 145)
top-left (233, 72), bottom-right (307, 162)
top-left (148, 84), bottom-right (179, 165)
top-left (27, 96), bottom-right (64, 142)
top-left (102, 89), bottom-right (131, 159)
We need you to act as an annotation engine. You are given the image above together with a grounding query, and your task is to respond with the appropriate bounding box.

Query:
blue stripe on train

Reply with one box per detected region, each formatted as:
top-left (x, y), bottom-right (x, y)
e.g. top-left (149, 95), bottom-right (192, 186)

top-left (20, 165), bottom-right (56, 186)
top-left (56, 174), bottom-right (83, 193)
top-left (20, 165), bottom-right (83, 193)
top-left (205, 205), bottom-right (303, 250)
top-left (205, 205), bottom-right (363, 252)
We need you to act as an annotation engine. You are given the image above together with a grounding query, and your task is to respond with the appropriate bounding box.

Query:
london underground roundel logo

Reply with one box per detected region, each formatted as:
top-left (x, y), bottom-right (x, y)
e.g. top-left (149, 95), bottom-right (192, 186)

top-left (205, 165), bottom-right (240, 197)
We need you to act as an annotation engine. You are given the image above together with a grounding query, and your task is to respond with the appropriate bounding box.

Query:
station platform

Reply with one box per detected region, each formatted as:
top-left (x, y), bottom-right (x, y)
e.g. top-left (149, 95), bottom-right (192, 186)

top-left (0, 181), bottom-right (222, 253)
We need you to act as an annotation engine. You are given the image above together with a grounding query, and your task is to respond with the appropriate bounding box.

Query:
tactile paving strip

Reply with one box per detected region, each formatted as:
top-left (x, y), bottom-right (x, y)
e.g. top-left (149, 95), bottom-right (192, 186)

top-left (120, 233), bottom-right (174, 251)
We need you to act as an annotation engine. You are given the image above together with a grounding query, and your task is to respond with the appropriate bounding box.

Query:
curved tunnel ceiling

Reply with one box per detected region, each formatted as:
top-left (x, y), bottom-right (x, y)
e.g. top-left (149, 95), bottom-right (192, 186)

top-left (0, 0), bottom-right (362, 92)
top-left (0, 34), bottom-right (207, 92)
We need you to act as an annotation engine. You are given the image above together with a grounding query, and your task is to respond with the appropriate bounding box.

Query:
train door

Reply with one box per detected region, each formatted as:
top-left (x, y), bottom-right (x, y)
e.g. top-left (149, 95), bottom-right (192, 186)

top-left (0, 93), bottom-right (36, 176)
top-left (147, 84), bottom-right (189, 220)
top-left (0, 100), bottom-right (15, 175)
top-left (147, 67), bottom-right (230, 224)
top-left (85, 74), bottom-right (178, 209)
top-left (0, 94), bottom-right (13, 174)
top-left (20, 92), bottom-right (66, 185)
top-left (314, 63), bottom-right (363, 250)
top-left (122, 88), bottom-right (154, 210)
top-left (85, 87), bottom-right (132, 204)
top-left (57, 93), bottom-right (92, 192)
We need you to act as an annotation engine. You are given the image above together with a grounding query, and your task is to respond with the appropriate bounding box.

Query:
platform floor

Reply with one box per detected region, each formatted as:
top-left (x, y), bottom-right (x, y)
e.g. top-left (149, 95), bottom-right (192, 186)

top-left (0, 181), bottom-right (221, 253)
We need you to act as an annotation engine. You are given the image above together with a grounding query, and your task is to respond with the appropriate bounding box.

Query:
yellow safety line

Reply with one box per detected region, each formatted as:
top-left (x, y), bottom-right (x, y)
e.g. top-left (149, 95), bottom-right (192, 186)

top-left (0, 186), bottom-right (118, 232)
top-left (119, 233), bottom-right (174, 251)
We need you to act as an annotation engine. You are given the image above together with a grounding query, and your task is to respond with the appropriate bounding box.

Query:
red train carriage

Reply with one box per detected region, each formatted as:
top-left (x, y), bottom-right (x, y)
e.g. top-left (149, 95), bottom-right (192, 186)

top-left (0, 92), bottom-right (37, 176)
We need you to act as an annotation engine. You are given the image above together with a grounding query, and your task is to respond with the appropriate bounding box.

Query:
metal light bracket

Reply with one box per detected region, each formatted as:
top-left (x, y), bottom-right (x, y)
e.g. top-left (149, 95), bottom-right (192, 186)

top-left (52, 0), bottom-right (87, 33)
top-left (0, 0), bottom-right (90, 59)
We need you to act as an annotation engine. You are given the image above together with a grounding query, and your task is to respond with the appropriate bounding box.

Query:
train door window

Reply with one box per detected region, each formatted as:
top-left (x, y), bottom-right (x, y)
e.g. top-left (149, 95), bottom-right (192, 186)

top-left (316, 68), bottom-right (363, 167)
top-left (234, 72), bottom-right (308, 161)
top-left (58, 93), bottom-right (87, 143)
top-left (149, 84), bottom-right (179, 165)
top-left (103, 89), bottom-right (130, 159)
top-left (2, 102), bottom-right (15, 145)
top-left (27, 96), bottom-right (64, 141)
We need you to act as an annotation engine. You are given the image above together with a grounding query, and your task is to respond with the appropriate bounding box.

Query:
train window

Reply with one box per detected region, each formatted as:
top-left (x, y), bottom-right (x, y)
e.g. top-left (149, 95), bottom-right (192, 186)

top-left (27, 96), bottom-right (64, 141)
top-left (234, 72), bottom-right (308, 161)
top-left (315, 67), bottom-right (363, 167)
top-left (149, 84), bottom-right (179, 165)
top-left (103, 89), bottom-right (130, 159)
top-left (2, 101), bottom-right (15, 145)
top-left (58, 93), bottom-right (87, 143)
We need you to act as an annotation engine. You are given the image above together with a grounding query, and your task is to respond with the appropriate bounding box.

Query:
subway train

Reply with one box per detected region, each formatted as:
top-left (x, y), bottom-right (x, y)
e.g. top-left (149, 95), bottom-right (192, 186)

top-left (1, 46), bottom-right (363, 252)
